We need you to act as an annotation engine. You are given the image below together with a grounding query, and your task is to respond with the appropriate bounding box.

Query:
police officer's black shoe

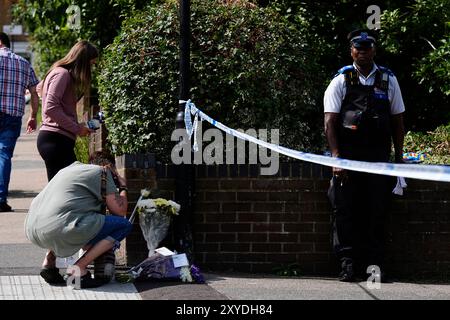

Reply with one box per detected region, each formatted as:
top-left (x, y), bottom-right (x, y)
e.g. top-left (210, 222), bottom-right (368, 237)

top-left (339, 270), bottom-right (355, 282)
top-left (338, 258), bottom-right (355, 282)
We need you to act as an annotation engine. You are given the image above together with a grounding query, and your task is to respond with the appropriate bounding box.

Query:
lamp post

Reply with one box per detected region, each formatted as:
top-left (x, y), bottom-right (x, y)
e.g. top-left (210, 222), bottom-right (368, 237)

top-left (174, 0), bottom-right (194, 261)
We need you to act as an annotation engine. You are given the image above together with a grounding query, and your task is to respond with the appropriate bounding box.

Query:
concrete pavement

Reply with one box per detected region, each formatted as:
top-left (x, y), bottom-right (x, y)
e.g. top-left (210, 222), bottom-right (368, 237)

top-left (203, 273), bottom-right (450, 300)
top-left (0, 106), bottom-right (449, 300)
top-left (0, 107), bottom-right (48, 279)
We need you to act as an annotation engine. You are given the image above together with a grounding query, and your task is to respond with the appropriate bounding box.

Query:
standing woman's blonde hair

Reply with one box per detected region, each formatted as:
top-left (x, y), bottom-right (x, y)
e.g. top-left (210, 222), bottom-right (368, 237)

top-left (44, 40), bottom-right (98, 95)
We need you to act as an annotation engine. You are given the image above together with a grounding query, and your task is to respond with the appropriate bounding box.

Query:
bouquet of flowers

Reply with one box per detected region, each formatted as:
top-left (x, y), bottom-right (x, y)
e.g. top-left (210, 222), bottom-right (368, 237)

top-left (116, 248), bottom-right (205, 284)
top-left (116, 190), bottom-right (204, 284)
top-left (137, 189), bottom-right (180, 257)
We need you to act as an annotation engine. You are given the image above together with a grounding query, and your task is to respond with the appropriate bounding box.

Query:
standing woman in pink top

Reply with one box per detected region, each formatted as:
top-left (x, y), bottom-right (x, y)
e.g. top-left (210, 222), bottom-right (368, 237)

top-left (37, 40), bottom-right (98, 181)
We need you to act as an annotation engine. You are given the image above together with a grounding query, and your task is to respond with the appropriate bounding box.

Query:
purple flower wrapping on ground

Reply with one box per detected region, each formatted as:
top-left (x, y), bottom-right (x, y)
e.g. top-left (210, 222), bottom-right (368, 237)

top-left (130, 254), bottom-right (185, 281)
top-left (190, 264), bottom-right (205, 283)
top-left (165, 258), bottom-right (184, 279)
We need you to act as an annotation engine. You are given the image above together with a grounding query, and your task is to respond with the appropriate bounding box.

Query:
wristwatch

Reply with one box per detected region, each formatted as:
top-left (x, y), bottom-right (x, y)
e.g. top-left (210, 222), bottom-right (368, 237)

top-left (118, 186), bottom-right (128, 193)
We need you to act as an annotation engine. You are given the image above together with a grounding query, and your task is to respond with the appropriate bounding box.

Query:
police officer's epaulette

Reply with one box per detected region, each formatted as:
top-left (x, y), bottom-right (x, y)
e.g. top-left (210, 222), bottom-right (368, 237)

top-left (377, 66), bottom-right (393, 91)
top-left (334, 65), bottom-right (359, 86)
top-left (378, 66), bottom-right (394, 76)
top-left (333, 65), bottom-right (354, 78)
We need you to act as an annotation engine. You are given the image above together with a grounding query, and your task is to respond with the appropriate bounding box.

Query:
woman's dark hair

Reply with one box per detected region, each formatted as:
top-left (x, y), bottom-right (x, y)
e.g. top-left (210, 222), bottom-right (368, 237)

top-left (89, 151), bottom-right (115, 167)
top-left (44, 40), bottom-right (98, 94)
top-left (90, 151), bottom-right (121, 187)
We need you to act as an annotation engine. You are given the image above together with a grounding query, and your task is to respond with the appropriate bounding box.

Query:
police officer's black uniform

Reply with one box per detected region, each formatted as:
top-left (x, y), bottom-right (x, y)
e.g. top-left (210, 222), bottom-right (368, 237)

top-left (331, 65), bottom-right (394, 280)
top-left (327, 30), bottom-right (399, 282)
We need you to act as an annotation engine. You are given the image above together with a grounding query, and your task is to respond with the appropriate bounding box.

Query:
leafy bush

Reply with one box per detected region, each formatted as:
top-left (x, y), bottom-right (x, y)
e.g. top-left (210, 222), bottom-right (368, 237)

top-left (99, 0), bottom-right (324, 160)
top-left (74, 137), bottom-right (90, 164)
top-left (404, 123), bottom-right (450, 164)
top-left (380, 0), bottom-right (450, 130)
top-left (415, 38), bottom-right (450, 96)
top-left (12, 0), bottom-right (149, 78)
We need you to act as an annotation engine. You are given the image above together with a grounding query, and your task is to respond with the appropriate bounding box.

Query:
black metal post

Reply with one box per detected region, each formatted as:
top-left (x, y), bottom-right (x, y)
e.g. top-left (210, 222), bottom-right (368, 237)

top-left (174, 0), bottom-right (194, 261)
top-left (178, 0), bottom-right (190, 107)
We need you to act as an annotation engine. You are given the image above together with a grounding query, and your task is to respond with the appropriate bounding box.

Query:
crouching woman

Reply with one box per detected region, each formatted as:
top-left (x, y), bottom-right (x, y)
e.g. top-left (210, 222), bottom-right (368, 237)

top-left (24, 152), bottom-right (132, 289)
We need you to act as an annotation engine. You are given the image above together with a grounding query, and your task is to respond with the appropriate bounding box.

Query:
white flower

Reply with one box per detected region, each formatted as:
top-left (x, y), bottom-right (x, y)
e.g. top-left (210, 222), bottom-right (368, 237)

top-left (137, 199), bottom-right (156, 209)
top-left (167, 200), bottom-right (181, 214)
top-left (180, 266), bottom-right (193, 283)
top-left (141, 189), bottom-right (151, 198)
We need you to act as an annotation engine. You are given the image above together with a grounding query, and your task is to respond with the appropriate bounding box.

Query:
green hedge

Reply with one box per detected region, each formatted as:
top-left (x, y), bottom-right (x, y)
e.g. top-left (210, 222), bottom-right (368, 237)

top-left (98, 1), bottom-right (324, 161)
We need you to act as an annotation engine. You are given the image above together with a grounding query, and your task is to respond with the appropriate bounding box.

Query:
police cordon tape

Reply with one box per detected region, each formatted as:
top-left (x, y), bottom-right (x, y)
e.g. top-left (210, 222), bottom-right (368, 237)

top-left (181, 100), bottom-right (450, 183)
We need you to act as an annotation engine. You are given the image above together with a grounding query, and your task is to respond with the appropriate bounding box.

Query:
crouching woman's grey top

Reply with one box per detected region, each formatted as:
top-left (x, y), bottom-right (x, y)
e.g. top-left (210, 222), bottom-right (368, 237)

top-left (25, 162), bottom-right (117, 257)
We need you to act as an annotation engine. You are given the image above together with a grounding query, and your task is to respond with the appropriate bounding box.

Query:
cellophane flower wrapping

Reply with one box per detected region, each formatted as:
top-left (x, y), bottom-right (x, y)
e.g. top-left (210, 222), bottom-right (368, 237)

top-left (129, 253), bottom-right (181, 281)
top-left (118, 252), bottom-right (205, 284)
top-left (137, 189), bottom-right (180, 257)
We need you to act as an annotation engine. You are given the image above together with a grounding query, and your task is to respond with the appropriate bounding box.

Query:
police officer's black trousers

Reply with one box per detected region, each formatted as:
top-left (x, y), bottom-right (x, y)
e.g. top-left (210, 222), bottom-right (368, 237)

top-left (330, 171), bottom-right (392, 272)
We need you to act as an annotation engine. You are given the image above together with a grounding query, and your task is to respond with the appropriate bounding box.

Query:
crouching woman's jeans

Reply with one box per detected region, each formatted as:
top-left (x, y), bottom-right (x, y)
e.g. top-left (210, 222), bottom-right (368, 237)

top-left (87, 215), bottom-right (132, 250)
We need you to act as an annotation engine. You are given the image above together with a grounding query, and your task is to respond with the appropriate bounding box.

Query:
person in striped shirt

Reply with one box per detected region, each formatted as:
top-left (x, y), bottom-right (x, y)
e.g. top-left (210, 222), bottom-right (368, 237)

top-left (0, 32), bottom-right (39, 212)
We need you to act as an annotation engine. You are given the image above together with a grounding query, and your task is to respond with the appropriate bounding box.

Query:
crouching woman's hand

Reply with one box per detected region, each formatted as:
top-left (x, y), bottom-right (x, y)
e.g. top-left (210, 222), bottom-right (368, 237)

top-left (106, 180), bottom-right (128, 217)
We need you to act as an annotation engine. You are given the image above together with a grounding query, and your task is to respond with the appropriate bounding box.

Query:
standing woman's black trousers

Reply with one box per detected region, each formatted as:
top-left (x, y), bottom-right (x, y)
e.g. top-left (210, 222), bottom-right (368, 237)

top-left (37, 131), bottom-right (77, 181)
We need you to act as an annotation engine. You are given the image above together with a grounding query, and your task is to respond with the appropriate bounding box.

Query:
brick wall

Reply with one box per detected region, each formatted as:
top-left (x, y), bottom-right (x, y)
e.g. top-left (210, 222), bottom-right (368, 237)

top-left (118, 159), bottom-right (450, 279)
top-left (384, 179), bottom-right (450, 279)
top-left (1, 1), bottom-right (30, 44)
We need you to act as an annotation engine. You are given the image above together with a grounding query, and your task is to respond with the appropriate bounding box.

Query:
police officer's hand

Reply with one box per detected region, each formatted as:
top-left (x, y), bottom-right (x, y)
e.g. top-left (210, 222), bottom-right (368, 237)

top-left (395, 155), bottom-right (405, 164)
top-left (333, 167), bottom-right (347, 182)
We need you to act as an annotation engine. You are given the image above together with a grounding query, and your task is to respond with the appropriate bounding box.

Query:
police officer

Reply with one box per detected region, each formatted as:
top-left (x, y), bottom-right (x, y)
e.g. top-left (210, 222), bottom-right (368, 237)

top-left (324, 29), bottom-right (405, 282)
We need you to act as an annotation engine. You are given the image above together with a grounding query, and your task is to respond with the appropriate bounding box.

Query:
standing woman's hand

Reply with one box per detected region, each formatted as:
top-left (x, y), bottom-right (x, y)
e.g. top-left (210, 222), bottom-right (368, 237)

top-left (78, 126), bottom-right (94, 137)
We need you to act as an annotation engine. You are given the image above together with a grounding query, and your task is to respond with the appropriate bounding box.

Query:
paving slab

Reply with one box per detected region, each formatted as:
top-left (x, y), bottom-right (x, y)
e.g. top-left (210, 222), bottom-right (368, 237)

top-left (0, 276), bottom-right (141, 300)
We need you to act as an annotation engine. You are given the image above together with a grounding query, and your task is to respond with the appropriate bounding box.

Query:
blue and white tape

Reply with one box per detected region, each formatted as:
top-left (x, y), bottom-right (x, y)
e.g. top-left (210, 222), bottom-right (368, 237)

top-left (184, 102), bottom-right (199, 152)
top-left (182, 100), bottom-right (450, 183)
